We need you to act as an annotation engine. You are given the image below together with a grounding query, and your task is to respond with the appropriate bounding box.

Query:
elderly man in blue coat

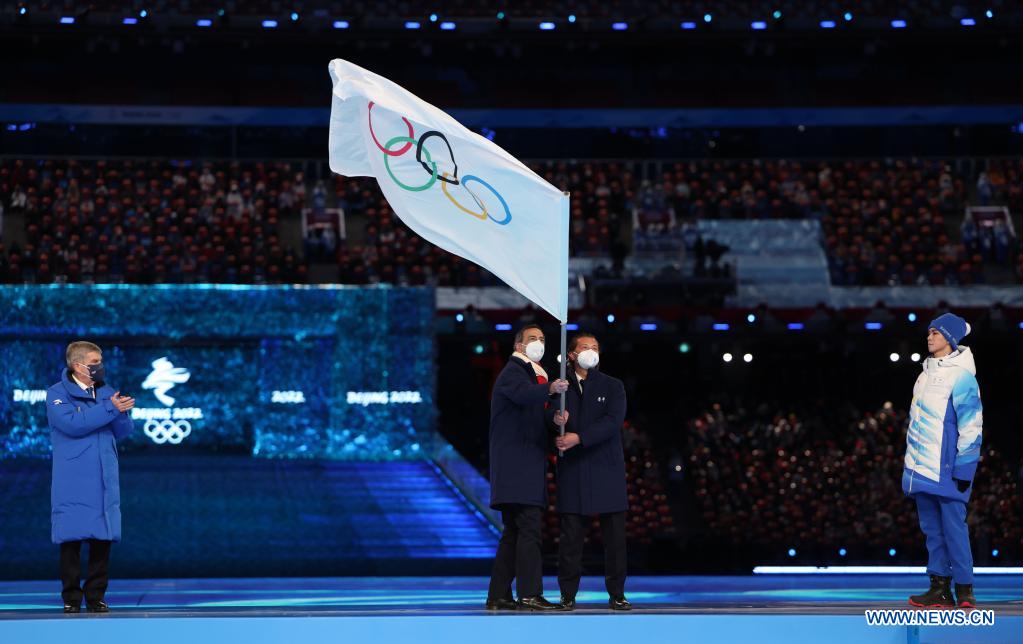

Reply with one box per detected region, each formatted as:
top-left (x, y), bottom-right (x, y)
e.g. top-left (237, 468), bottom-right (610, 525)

top-left (552, 332), bottom-right (630, 611)
top-left (485, 324), bottom-right (569, 612)
top-left (46, 341), bottom-right (134, 613)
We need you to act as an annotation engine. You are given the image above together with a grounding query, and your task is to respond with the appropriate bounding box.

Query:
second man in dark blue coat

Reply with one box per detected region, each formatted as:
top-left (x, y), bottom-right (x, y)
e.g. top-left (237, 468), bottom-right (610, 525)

top-left (553, 332), bottom-right (630, 610)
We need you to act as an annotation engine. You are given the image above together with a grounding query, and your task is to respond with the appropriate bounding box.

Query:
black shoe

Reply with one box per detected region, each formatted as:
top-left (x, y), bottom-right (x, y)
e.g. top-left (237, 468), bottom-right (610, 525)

top-left (560, 596), bottom-right (576, 611)
top-left (485, 597), bottom-right (518, 611)
top-left (609, 596), bottom-right (632, 611)
top-left (909, 575), bottom-right (954, 608)
top-left (517, 596), bottom-right (564, 611)
top-left (63, 604), bottom-right (80, 614)
top-left (85, 601), bottom-right (109, 613)
top-left (955, 584), bottom-right (977, 609)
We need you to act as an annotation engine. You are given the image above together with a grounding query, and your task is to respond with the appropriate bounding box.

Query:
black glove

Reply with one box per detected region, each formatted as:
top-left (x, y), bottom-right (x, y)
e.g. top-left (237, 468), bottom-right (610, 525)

top-left (954, 478), bottom-right (971, 493)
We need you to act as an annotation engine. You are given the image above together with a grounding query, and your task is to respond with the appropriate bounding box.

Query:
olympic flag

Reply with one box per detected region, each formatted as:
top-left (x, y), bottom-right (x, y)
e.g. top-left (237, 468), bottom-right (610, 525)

top-left (327, 59), bottom-right (570, 322)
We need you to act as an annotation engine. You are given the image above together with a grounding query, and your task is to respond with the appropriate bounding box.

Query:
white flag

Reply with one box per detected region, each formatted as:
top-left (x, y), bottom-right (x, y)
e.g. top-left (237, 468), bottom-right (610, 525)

top-left (327, 59), bottom-right (569, 322)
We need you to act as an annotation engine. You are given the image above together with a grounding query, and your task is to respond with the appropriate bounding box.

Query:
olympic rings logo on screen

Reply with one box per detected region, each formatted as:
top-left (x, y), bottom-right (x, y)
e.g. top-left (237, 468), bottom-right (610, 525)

top-left (367, 101), bottom-right (512, 226)
top-left (143, 419), bottom-right (192, 445)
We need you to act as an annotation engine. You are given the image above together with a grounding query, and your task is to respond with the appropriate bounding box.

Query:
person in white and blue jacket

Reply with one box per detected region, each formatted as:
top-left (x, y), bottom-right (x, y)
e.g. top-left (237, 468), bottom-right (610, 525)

top-left (904, 313), bottom-right (982, 609)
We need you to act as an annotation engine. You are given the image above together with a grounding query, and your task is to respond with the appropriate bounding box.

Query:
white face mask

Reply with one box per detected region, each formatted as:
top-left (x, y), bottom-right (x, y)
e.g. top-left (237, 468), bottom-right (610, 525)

top-left (524, 340), bottom-right (545, 362)
top-left (576, 349), bottom-right (600, 370)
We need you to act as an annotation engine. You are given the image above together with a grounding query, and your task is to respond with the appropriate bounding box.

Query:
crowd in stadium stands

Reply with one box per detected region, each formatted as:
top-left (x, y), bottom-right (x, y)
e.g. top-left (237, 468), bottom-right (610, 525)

top-left (685, 400), bottom-right (1022, 551)
top-left (3, 157), bottom-right (1023, 286)
top-left (0, 159), bottom-right (308, 284)
top-left (21, 1), bottom-right (1021, 21)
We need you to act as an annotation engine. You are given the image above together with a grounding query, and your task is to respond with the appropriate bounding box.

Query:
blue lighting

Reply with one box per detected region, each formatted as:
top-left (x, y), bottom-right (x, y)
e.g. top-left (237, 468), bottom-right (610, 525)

top-left (606, 314), bottom-right (616, 324)
top-left (681, 21), bottom-right (697, 30)
top-left (612, 22), bottom-right (628, 31)
top-left (986, 10), bottom-right (994, 18)
top-left (908, 312), bottom-right (917, 322)
top-left (440, 21), bottom-right (456, 30)
top-left (788, 548), bottom-right (797, 557)
top-left (4, 125), bottom-right (16, 131)
top-left (889, 548), bottom-right (897, 557)
top-left (496, 12), bottom-right (505, 20)
top-left (473, 344), bottom-right (484, 355)
top-left (772, 10), bottom-right (782, 19)
top-left (1018, 322), bottom-right (1023, 329)
top-left (820, 20), bottom-right (836, 29)
top-left (19, 7), bottom-right (26, 15)
top-left (865, 322), bottom-right (883, 331)
top-left (839, 548), bottom-right (847, 557)
top-left (678, 342), bottom-right (691, 354)
top-left (140, 10), bottom-right (148, 18)
top-left (712, 323), bottom-right (730, 331)
top-left (703, 13), bottom-right (712, 23)
top-left (891, 19), bottom-right (907, 28)
top-left (993, 549), bottom-right (1000, 557)
top-left (455, 313), bottom-right (464, 323)
top-left (196, 19), bottom-right (212, 27)
top-left (566, 323), bottom-right (579, 331)
top-left (333, 20), bottom-right (350, 29)
top-left (262, 19), bottom-right (278, 28)
top-left (961, 18), bottom-right (976, 26)
top-left (123, 17), bottom-right (138, 25)
top-left (539, 21), bottom-right (555, 30)
top-left (747, 314), bottom-right (756, 323)
top-left (788, 323), bottom-right (805, 331)
top-left (844, 12), bottom-right (853, 21)
top-left (494, 324), bottom-right (512, 332)
top-left (751, 21), bottom-right (767, 30)
top-left (59, 16), bottom-right (75, 24)
top-left (640, 323), bottom-right (658, 332)
top-left (568, 15), bottom-right (576, 23)
top-left (429, 13), bottom-right (438, 22)
top-left (290, 12), bottom-right (299, 21)
top-left (405, 21), bottom-right (421, 29)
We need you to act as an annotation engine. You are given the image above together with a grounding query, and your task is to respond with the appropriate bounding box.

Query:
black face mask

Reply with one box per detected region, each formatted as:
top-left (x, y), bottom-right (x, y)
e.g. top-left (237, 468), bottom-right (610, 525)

top-left (78, 363), bottom-right (105, 383)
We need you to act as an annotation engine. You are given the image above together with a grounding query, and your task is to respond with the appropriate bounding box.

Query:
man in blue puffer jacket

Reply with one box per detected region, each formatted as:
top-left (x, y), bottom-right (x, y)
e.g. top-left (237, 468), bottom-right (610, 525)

top-left (903, 313), bottom-right (982, 609)
top-left (47, 341), bottom-right (134, 613)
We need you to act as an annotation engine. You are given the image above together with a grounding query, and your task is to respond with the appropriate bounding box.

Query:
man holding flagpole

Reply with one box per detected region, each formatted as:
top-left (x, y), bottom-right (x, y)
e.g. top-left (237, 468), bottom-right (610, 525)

top-left (484, 325), bottom-right (569, 610)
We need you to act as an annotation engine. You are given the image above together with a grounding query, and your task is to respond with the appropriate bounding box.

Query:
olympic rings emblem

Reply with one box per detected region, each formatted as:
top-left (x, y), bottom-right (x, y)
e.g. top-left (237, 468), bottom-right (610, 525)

top-left (368, 101), bottom-right (512, 226)
top-left (144, 419), bottom-right (192, 445)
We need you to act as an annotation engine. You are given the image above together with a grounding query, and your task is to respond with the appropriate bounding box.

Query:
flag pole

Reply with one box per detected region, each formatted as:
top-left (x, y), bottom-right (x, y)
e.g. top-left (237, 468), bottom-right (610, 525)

top-left (559, 191), bottom-right (570, 456)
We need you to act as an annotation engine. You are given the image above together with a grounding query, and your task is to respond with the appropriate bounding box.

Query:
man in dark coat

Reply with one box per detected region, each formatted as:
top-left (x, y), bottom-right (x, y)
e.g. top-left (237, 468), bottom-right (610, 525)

top-left (553, 332), bottom-right (630, 610)
top-left (486, 324), bottom-right (569, 611)
top-left (46, 341), bottom-right (134, 613)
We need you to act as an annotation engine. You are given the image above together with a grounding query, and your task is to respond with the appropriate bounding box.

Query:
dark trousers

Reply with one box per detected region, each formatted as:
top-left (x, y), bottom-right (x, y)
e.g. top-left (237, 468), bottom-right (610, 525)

top-left (558, 511), bottom-right (627, 600)
top-left (60, 539), bottom-right (111, 606)
top-left (487, 504), bottom-right (543, 600)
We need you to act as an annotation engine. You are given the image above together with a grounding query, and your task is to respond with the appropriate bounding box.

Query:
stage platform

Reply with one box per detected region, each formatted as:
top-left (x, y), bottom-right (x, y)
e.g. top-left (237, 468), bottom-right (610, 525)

top-left (1, 575), bottom-right (1020, 643)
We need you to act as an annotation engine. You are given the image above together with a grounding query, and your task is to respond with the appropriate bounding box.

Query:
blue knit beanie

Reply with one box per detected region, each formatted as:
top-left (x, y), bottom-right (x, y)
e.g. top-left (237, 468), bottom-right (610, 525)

top-left (929, 313), bottom-right (971, 350)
